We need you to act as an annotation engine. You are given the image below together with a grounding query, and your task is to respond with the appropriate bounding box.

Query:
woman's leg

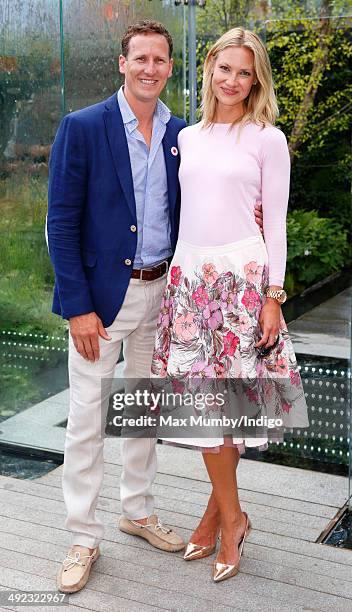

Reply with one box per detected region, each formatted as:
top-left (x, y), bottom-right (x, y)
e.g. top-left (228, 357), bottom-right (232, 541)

top-left (202, 444), bottom-right (247, 564)
top-left (188, 489), bottom-right (220, 546)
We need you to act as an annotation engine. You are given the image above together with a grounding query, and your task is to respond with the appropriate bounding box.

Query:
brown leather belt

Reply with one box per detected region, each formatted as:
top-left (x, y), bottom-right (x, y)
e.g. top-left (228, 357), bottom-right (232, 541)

top-left (131, 260), bottom-right (169, 281)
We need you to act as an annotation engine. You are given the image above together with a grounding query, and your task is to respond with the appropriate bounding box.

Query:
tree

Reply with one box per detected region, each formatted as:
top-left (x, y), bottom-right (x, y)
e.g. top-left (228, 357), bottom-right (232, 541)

top-left (266, 9), bottom-right (351, 227)
top-left (287, 3), bottom-right (333, 159)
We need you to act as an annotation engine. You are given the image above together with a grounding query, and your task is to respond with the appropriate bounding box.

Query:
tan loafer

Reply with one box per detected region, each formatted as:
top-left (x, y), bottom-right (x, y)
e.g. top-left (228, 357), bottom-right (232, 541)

top-left (119, 515), bottom-right (185, 552)
top-left (57, 545), bottom-right (100, 593)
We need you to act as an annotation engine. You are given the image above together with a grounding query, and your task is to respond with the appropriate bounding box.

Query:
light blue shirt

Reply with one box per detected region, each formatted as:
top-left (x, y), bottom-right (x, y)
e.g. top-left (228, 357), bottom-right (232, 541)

top-left (117, 86), bottom-right (172, 268)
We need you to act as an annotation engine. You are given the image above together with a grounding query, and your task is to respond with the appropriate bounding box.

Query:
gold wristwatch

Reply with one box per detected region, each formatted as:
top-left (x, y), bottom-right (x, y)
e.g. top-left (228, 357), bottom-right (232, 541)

top-left (266, 289), bottom-right (287, 304)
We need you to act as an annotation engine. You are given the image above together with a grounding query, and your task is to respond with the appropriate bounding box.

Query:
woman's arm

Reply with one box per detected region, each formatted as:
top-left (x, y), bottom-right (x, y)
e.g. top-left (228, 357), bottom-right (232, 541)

top-left (255, 128), bottom-right (290, 349)
top-left (261, 127), bottom-right (290, 288)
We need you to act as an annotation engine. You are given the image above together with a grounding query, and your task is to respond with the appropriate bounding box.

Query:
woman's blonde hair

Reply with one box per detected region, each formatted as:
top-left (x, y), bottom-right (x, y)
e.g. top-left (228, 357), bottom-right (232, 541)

top-left (201, 27), bottom-right (278, 129)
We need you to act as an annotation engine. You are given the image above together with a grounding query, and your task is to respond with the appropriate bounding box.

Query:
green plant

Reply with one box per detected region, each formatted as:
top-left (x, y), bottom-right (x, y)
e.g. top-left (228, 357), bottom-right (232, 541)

top-left (196, 4), bottom-right (352, 235)
top-left (285, 209), bottom-right (350, 295)
top-left (0, 174), bottom-right (67, 336)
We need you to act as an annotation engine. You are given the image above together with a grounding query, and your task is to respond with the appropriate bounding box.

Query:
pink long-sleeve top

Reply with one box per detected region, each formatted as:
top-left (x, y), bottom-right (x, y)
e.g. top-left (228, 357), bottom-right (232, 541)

top-left (177, 121), bottom-right (291, 287)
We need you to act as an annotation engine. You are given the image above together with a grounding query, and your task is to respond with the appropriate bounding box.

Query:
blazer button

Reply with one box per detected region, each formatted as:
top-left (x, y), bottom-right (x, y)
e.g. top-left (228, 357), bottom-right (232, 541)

top-left (130, 225), bottom-right (137, 232)
top-left (124, 258), bottom-right (132, 266)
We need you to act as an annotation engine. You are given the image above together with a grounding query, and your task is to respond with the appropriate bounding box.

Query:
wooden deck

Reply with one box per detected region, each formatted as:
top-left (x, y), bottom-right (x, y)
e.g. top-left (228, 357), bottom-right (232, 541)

top-left (0, 439), bottom-right (351, 612)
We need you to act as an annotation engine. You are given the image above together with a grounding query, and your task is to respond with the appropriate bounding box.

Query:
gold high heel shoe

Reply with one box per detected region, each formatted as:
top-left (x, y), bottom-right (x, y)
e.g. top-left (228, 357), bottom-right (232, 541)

top-left (183, 533), bottom-right (219, 561)
top-left (213, 512), bottom-right (251, 583)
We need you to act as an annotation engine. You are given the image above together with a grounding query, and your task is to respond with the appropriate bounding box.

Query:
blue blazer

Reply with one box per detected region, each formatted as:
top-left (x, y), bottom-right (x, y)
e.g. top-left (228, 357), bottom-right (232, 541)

top-left (47, 93), bottom-right (186, 327)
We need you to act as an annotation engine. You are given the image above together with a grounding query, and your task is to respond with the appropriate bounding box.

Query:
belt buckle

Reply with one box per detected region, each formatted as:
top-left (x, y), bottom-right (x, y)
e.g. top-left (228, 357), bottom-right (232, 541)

top-left (137, 267), bottom-right (150, 281)
top-left (159, 260), bottom-right (168, 277)
top-left (138, 260), bottom-right (168, 281)
top-left (155, 261), bottom-right (167, 279)
top-left (134, 268), bottom-right (142, 280)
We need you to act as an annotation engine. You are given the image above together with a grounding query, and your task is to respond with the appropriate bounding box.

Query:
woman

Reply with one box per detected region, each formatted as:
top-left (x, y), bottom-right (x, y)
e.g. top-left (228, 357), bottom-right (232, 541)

top-left (151, 27), bottom-right (308, 582)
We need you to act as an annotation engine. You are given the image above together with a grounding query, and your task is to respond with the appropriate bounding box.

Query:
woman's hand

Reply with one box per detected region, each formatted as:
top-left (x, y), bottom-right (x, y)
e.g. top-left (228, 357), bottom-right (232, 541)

top-left (254, 201), bottom-right (264, 234)
top-left (255, 298), bottom-right (281, 349)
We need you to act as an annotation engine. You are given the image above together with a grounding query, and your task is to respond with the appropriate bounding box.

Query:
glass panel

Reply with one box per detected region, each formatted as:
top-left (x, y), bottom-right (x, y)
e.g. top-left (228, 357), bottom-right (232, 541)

top-left (0, 0), bottom-right (350, 499)
top-left (0, 0), bottom-right (68, 434)
top-left (63, 0), bottom-right (184, 117)
top-left (192, 5), bottom-right (351, 479)
top-left (261, 13), bottom-right (351, 488)
top-left (0, 0), bottom-right (185, 459)
top-left (349, 332), bottom-right (352, 509)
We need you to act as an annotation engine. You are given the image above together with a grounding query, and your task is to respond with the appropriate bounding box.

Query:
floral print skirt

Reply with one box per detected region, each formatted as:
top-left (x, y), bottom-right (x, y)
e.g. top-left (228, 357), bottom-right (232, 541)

top-left (151, 235), bottom-right (309, 453)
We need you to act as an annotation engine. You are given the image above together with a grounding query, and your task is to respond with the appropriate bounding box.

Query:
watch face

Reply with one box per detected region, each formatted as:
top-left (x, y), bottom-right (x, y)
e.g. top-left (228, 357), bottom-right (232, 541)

top-left (279, 292), bottom-right (287, 304)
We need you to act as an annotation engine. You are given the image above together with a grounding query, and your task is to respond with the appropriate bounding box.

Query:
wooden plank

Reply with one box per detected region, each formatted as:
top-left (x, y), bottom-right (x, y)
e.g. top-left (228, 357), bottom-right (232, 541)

top-left (0, 486), bottom-right (322, 542)
top-left (0, 586), bottom-right (15, 612)
top-left (102, 467), bottom-right (338, 518)
top-left (0, 567), bottom-right (168, 612)
top-left (2, 517), bottom-right (352, 601)
top-left (0, 536), bottom-right (351, 612)
top-left (0, 436), bottom-right (349, 612)
top-left (99, 484), bottom-right (328, 530)
top-left (39, 463), bottom-right (341, 519)
top-left (1, 495), bottom-right (351, 573)
top-left (101, 442), bottom-right (348, 508)
top-left (32, 473), bottom-right (332, 531)
top-left (38, 468), bottom-right (337, 522)
top-left (0, 501), bottom-right (344, 580)
top-left (0, 479), bottom-right (325, 540)
top-left (34, 429), bottom-right (347, 506)
top-left (0, 489), bottom-right (65, 517)
top-left (0, 519), bottom-right (352, 595)
top-left (0, 555), bottom-right (234, 612)
top-left (0, 584), bottom-right (72, 612)
top-left (244, 541), bottom-right (352, 582)
top-left (249, 528), bottom-right (352, 568)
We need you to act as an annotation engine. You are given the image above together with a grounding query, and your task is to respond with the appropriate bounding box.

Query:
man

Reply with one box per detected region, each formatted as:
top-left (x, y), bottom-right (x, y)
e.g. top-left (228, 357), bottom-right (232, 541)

top-left (47, 19), bottom-right (263, 593)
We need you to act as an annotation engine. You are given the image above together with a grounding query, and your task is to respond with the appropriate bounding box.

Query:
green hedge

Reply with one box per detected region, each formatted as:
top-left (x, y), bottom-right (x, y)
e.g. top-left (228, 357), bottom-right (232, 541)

top-left (285, 209), bottom-right (350, 295)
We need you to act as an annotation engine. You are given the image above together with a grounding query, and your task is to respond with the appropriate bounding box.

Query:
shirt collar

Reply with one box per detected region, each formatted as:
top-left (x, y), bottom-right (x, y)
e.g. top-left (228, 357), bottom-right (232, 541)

top-left (117, 86), bottom-right (171, 133)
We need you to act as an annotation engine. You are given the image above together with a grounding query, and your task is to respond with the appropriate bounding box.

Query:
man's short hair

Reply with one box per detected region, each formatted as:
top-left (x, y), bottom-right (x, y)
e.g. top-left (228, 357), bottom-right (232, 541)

top-left (121, 20), bottom-right (173, 58)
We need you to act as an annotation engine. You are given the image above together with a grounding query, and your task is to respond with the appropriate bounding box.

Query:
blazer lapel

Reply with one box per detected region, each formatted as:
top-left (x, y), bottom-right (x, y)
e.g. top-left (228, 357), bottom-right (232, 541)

top-left (103, 95), bottom-right (136, 219)
top-left (162, 125), bottom-right (180, 218)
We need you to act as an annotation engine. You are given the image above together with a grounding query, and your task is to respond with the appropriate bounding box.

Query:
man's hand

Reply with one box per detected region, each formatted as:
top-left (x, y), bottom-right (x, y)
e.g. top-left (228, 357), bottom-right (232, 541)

top-left (69, 312), bottom-right (111, 362)
top-left (254, 201), bottom-right (263, 234)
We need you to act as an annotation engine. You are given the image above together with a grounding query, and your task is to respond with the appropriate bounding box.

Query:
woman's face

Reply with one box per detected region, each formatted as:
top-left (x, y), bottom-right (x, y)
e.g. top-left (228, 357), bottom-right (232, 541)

top-left (211, 46), bottom-right (256, 114)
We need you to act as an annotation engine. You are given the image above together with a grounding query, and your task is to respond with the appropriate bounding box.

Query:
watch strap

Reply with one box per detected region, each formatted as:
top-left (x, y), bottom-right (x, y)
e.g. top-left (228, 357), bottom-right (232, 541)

top-left (266, 289), bottom-right (286, 303)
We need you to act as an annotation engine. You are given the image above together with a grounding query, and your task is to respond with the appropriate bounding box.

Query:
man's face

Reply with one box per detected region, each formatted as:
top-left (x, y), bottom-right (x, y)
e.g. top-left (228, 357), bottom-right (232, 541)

top-left (119, 33), bottom-right (173, 104)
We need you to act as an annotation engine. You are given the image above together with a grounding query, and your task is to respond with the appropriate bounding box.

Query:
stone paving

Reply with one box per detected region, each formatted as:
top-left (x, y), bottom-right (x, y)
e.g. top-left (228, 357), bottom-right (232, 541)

top-left (288, 287), bottom-right (351, 360)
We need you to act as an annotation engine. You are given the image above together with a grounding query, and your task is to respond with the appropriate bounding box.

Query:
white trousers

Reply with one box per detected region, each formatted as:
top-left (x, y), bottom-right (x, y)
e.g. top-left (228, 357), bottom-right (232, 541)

top-left (62, 275), bottom-right (166, 548)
